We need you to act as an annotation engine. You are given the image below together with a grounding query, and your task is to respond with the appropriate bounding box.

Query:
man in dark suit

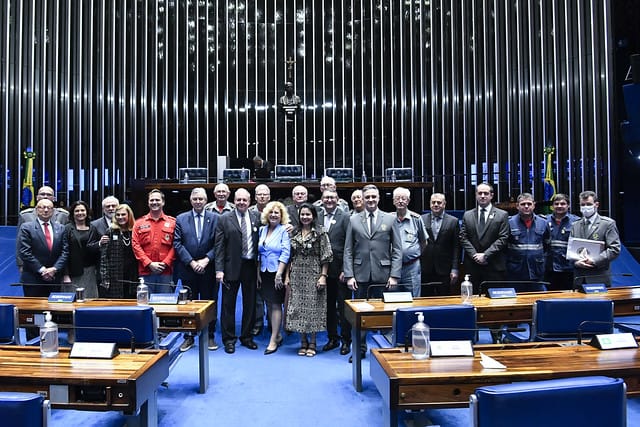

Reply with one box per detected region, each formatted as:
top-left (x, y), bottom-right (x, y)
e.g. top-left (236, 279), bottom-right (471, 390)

top-left (317, 189), bottom-right (351, 355)
top-left (343, 184), bottom-right (403, 360)
top-left (16, 185), bottom-right (69, 272)
top-left (570, 190), bottom-right (621, 286)
top-left (421, 193), bottom-right (460, 295)
top-left (174, 188), bottom-right (220, 352)
top-left (459, 182), bottom-right (510, 293)
top-left (19, 198), bottom-right (69, 296)
top-left (252, 155), bottom-right (273, 181)
top-left (87, 196), bottom-right (119, 284)
top-left (285, 185), bottom-right (309, 231)
top-left (214, 188), bottom-right (260, 354)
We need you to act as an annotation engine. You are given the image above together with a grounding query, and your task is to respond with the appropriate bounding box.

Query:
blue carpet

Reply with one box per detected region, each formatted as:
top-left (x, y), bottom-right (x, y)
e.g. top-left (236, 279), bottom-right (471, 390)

top-left (1, 225), bottom-right (640, 426)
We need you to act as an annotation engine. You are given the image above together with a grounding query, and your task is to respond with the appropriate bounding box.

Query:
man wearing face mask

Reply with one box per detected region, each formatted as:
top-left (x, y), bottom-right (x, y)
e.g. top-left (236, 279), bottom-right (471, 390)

top-left (569, 190), bottom-right (620, 287)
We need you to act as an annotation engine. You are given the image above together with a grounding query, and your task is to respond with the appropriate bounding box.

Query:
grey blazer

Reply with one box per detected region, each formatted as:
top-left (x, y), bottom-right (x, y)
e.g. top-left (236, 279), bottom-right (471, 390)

top-left (570, 214), bottom-right (621, 281)
top-left (317, 208), bottom-right (350, 278)
top-left (343, 210), bottom-right (403, 284)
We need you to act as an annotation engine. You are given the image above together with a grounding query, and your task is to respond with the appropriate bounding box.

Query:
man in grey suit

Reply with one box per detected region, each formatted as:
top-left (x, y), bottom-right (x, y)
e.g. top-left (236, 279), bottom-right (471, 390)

top-left (570, 190), bottom-right (620, 287)
top-left (421, 193), bottom-right (460, 295)
top-left (343, 184), bottom-right (402, 361)
top-left (174, 188), bottom-right (220, 351)
top-left (459, 182), bottom-right (510, 293)
top-left (317, 189), bottom-right (351, 355)
top-left (87, 196), bottom-right (119, 281)
top-left (214, 188), bottom-right (260, 354)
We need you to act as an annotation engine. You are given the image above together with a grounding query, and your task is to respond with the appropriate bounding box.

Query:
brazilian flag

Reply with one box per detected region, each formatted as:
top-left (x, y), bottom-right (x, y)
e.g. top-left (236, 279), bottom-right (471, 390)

top-left (542, 146), bottom-right (556, 213)
top-left (21, 149), bottom-right (36, 209)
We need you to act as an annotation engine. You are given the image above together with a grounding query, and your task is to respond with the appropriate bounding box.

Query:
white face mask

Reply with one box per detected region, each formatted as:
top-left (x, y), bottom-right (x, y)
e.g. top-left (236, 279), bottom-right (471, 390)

top-left (580, 205), bottom-right (596, 218)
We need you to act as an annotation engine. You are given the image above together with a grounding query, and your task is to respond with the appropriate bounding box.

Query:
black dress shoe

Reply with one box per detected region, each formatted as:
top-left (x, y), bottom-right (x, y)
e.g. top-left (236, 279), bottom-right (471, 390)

top-left (224, 342), bottom-right (235, 354)
top-left (241, 339), bottom-right (258, 350)
top-left (340, 342), bottom-right (351, 355)
top-left (322, 338), bottom-right (340, 352)
top-left (264, 346), bottom-right (278, 355)
top-left (348, 351), bottom-right (366, 363)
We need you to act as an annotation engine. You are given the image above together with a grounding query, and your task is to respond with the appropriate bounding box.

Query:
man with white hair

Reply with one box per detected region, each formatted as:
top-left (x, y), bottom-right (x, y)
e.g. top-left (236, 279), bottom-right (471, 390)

top-left (392, 187), bottom-right (428, 297)
top-left (205, 183), bottom-right (235, 214)
top-left (312, 176), bottom-right (350, 212)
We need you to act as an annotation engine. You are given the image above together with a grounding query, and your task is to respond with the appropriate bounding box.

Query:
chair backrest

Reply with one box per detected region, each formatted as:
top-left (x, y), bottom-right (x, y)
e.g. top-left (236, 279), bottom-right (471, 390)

top-left (74, 306), bottom-right (157, 348)
top-left (479, 281), bottom-right (549, 295)
top-left (470, 376), bottom-right (627, 427)
top-left (392, 305), bottom-right (477, 346)
top-left (532, 299), bottom-right (614, 341)
top-left (0, 392), bottom-right (50, 427)
top-left (0, 304), bottom-right (19, 345)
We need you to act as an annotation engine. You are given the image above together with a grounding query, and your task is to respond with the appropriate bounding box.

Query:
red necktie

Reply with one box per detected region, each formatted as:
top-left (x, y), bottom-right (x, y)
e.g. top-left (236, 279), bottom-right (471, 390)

top-left (43, 222), bottom-right (53, 250)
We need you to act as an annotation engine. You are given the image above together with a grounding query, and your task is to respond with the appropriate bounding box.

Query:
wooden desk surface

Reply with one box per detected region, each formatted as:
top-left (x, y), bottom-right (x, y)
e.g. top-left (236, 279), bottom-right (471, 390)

top-left (370, 343), bottom-right (640, 411)
top-left (0, 345), bottom-right (169, 414)
top-left (0, 297), bottom-right (216, 333)
top-left (346, 286), bottom-right (640, 330)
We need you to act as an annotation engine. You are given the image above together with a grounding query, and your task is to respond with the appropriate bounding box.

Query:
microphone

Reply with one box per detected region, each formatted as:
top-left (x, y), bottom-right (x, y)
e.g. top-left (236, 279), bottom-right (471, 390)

top-left (572, 273), bottom-right (633, 291)
top-left (64, 325), bottom-right (136, 353)
top-left (401, 326), bottom-right (527, 352)
top-left (575, 320), bottom-right (640, 345)
top-left (365, 283), bottom-right (396, 300)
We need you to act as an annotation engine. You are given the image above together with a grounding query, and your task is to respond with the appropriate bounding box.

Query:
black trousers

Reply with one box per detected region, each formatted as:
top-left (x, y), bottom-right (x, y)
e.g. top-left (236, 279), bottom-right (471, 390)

top-left (326, 276), bottom-right (352, 343)
top-left (221, 260), bottom-right (257, 345)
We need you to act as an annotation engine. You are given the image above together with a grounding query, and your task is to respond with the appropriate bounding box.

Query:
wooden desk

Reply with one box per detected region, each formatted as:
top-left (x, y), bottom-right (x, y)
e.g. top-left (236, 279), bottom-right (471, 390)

top-left (345, 286), bottom-right (640, 391)
top-left (0, 345), bottom-right (169, 427)
top-left (370, 343), bottom-right (640, 427)
top-left (0, 297), bottom-right (215, 393)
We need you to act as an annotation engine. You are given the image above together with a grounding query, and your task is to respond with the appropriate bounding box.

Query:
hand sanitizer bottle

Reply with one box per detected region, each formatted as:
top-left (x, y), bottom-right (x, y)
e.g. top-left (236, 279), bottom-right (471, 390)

top-left (411, 312), bottom-right (430, 360)
top-left (40, 311), bottom-right (59, 358)
top-left (137, 277), bottom-right (149, 305)
top-left (461, 274), bottom-right (473, 304)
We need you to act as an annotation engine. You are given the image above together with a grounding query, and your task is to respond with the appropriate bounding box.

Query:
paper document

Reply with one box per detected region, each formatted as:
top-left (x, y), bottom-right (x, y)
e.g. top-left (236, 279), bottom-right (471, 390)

top-left (480, 352), bottom-right (507, 369)
top-left (566, 237), bottom-right (604, 261)
top-left (352, 302), bottom-right (375, 311)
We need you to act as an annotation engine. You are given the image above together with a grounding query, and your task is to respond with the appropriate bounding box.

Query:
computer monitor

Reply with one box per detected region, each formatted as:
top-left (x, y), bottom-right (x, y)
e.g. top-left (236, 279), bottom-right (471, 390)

top-left (222, 168), bottom-right (250, 182)
top-left (384, 167), bottom-right (413, 182)
top-left (324, 168), bottom-right (354, 183)
top-left (178, 168), bottom-right (208, 183)
top-left (275, 165), bottom-right (304, 181)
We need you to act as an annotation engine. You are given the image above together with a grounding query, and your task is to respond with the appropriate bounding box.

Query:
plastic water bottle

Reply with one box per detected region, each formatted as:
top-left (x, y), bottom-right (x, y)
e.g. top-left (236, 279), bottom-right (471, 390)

top-left (137, 277), bottom-right (149, 305)
top-left (40, 311), bottom-right (59, 358)
top-left (461, 274), bottom-right (473, 304)
top-left (411, 312), bottom-right (430, 360)
top-left (390, 170), bottom-right (397, 182)
top-left (361, 171), bottom-right (367, 182)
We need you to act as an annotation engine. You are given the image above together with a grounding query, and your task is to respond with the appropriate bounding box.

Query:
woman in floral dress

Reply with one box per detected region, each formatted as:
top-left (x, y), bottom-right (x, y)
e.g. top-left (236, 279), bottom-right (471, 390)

top-left (285, 203), bottom-right (333, 357)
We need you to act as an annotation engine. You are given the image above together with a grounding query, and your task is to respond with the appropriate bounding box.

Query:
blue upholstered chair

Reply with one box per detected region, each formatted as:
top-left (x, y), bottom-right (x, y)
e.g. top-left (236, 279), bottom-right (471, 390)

top-left (0, 392), bottom-right (50, 427)
top-left (532, 298), bottom-right (614, 342)
top-left (0, 304), bottom-right (20, 345)
top-left (74, 306), bottom-right (158, 348)
top-left (470, 376), bottom-right (627, 427)
top-left (373, 304), bottom-right (477, 348)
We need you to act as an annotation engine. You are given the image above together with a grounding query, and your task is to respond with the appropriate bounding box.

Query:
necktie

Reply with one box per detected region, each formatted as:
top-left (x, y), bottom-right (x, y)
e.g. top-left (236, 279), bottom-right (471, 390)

top-left (43, 222), bottom-right (53, 250)
top-left (432, 216), bottom-right (442, 240)
top-left (324, 213), bottom-right (333, 230)
top-left (369, 213), bottom-right (375, 235)
top-left (478, 208), bottom-right (486, 232)
top-left (241, 213), bottom-right (249, 257)
top-left (195, 213), bottom-right (202, 241)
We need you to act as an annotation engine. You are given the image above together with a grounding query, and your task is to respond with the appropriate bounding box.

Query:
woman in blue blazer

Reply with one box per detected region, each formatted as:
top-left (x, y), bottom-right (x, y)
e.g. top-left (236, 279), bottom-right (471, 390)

top-left (257, 201), bottom-right (291, 354)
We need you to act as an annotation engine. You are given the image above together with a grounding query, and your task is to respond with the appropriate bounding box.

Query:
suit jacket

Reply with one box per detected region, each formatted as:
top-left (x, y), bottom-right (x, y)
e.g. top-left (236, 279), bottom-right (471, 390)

top-left (173, 210), bottom-right (219, 278)
top-left (15, 207), bottom-right (69, 267)
top-left (214, 209), bottom-right (260, 282)
top-left (317, 208), bottom-right (350, 278)
top-left (421, 212), bottom-right (460, 277)
top-left (343, 210), bottom-right (403, 284)
top-left (459, 206), bottom-right (510, 272)
top-left (570, 214), bottom-right (621, 280)
top-left (19, 220), bottom-right (69, 283)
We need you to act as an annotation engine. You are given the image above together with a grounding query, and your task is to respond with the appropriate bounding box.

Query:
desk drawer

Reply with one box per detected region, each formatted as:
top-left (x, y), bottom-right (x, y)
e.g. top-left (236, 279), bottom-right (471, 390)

top-left (396, 384), bottom-right (478, 408)
top-left (361, 314), bottom-right (392, 330)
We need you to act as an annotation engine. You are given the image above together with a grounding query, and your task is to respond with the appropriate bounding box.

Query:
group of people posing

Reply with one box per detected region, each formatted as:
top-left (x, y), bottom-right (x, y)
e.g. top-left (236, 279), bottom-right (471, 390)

top-left (15, 179), bottom-right (620, 360)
